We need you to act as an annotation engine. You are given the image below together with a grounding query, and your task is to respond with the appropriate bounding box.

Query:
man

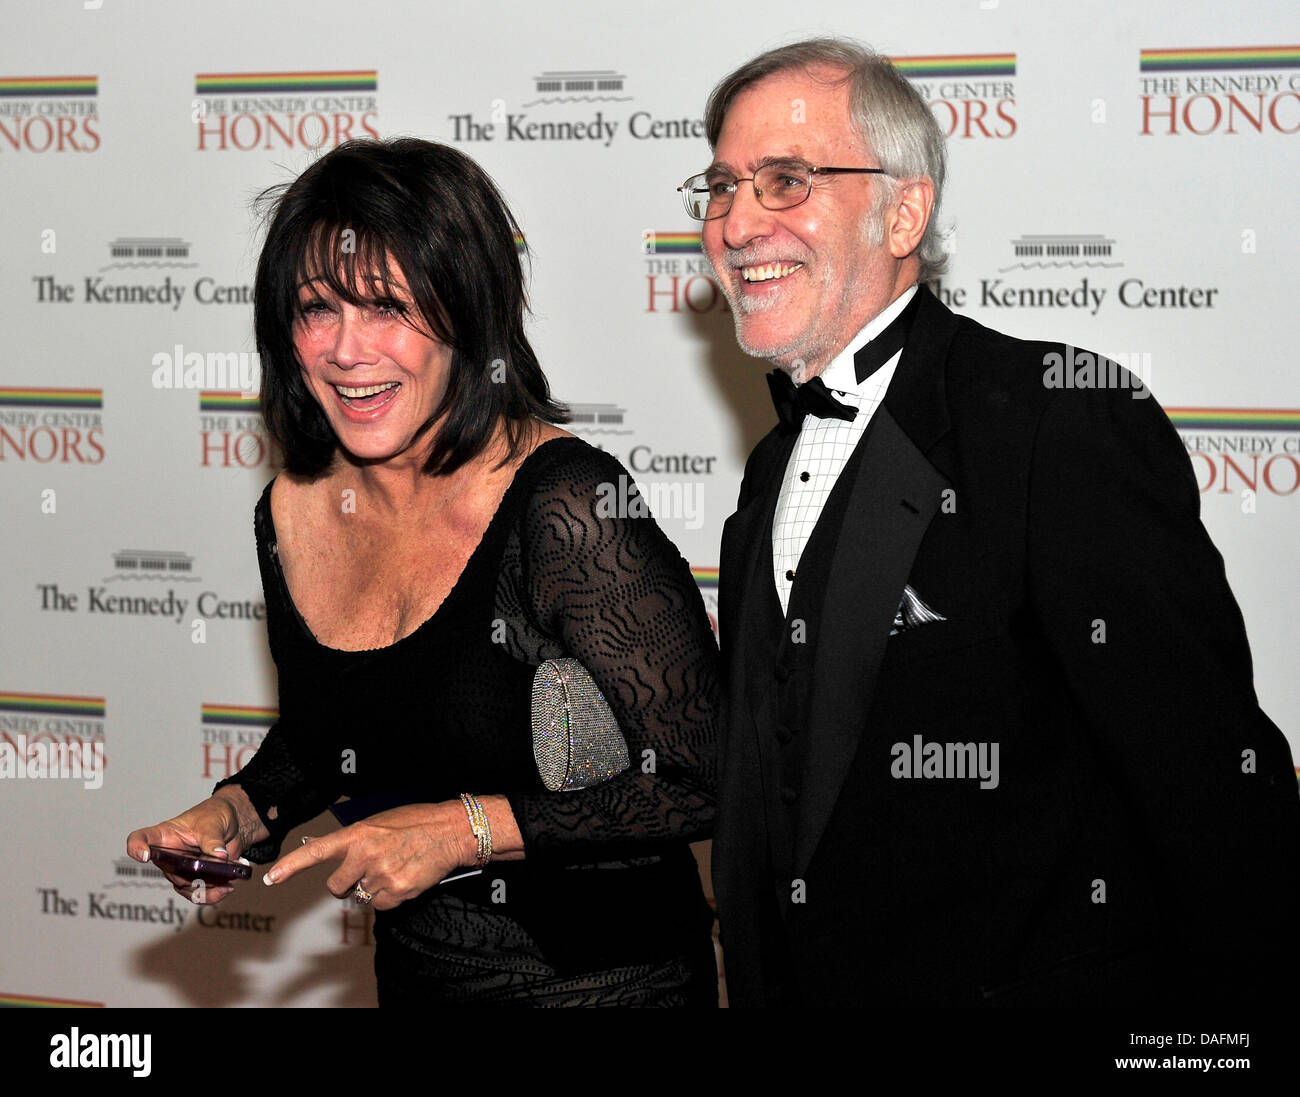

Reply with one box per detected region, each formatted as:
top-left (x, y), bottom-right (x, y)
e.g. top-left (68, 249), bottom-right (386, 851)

top-left (689, 38), bottom-right (1299, 1007)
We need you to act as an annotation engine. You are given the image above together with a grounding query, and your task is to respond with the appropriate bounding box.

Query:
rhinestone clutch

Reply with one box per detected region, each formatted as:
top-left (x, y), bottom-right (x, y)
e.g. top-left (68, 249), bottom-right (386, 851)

top-left (531, 658), bottom-right (630, 792)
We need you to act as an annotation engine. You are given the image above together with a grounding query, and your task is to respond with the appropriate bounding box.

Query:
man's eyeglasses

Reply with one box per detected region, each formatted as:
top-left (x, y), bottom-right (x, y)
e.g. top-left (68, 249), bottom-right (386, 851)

top-left (678, 161), bottom-right (888, 221)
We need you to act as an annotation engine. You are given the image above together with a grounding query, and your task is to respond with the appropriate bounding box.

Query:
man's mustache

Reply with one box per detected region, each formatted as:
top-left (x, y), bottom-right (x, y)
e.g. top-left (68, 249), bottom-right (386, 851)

top-left (718, 247), bottom-right (812, 269)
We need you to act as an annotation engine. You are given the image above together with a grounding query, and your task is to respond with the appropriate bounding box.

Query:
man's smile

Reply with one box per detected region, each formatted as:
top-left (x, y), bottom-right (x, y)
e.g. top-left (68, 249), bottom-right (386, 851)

top-left (740, 261), bottom-right (805, 283)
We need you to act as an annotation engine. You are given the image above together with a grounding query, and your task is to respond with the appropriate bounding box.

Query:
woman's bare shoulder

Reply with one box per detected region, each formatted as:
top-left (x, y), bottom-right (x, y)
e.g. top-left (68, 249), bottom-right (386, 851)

top-left (268, 469), bottom-right (337, 538)
top-left (530, 421), bottom-right (576, 448)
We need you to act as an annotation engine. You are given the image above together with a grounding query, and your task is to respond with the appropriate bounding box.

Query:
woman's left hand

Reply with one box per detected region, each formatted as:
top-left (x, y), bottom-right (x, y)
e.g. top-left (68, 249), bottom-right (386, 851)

top-left (263, 801), bottom-right (477, 911)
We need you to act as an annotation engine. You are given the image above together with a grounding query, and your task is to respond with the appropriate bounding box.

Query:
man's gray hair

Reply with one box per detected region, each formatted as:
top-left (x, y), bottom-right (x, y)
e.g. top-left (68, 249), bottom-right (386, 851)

top-left (703, 37), bottom-right (949, 282)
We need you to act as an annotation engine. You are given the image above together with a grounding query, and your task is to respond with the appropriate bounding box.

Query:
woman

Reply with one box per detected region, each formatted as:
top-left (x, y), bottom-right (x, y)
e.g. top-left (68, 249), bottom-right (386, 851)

top-left (127, 138), bottom-right (719, 1006)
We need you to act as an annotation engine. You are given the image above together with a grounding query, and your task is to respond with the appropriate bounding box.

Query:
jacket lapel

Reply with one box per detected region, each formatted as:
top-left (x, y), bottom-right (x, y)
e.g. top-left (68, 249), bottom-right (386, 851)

top-left (715, 428), bottom-right (794, 938)
top-left (719, 428), bottom-right (795, 751)
top-left (791, 285), bottom-right (958, 877)
top-left (792, 409), bottom-right (949, 875)
top-left (720, 430), bottom-right (793, 654)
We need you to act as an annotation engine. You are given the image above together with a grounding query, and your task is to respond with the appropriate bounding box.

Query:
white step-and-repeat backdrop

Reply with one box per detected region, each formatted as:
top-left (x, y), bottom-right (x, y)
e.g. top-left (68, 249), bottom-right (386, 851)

top-left (2, 0), bottom-right (1296, 1006)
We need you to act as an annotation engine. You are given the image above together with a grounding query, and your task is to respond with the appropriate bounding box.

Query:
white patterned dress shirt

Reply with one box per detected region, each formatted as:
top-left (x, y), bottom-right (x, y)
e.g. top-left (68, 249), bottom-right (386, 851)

top-left (772, 284), bottom-right (918, 615)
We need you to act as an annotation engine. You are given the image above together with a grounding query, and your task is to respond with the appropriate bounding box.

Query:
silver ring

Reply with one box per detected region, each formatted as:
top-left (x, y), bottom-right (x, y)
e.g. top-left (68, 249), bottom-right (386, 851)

top-left (353, 883), bottom-right (373, 905)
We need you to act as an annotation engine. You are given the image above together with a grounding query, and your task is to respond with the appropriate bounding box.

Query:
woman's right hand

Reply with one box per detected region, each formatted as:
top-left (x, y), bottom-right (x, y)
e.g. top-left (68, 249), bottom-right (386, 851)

top-left (126, 786), bottom-right (264, 904)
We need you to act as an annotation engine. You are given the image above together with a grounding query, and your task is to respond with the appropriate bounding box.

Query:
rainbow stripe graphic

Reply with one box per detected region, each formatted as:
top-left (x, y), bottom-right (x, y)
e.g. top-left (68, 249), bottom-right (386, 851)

top-left (199, 390), bottom-right (260, 412)
top-left (648, 232), bottom-right (701, 253)
top-left (891, 54), bottom-right (1016, 79)
top-left (0, 387), bottom-right (102, 409)
top-left (0, 692), bottom-right (105, 718)
top-left (0, 75), bottom-right (97, 98)
top-left (1167, 408), bottom-right (1300, 431)
top-left (201, 703), bottom-right (278, 727)
top-left (692, 567), bottom-right (719, 588)
top-left (0, 993), bottom-right (104, 1008)
top-left (1141, 46), bottom-right (1300, 72)
top-left (195, 71), bottom-right (377, 95)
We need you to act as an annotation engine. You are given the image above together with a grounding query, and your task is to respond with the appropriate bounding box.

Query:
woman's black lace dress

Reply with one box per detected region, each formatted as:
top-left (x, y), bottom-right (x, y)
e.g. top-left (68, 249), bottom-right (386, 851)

top-left (215, 437), bottom-right (719, 1005)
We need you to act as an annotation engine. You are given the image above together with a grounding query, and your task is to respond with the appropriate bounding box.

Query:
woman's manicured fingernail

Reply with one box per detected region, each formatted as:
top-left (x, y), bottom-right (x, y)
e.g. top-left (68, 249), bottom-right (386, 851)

top-left (264, 871), bottom-right (276, 885)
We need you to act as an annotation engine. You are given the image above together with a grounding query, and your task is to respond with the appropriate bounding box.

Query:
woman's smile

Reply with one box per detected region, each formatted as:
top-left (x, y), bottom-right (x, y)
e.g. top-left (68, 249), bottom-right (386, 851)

top-left (333, 380), bottom-right (403, 417)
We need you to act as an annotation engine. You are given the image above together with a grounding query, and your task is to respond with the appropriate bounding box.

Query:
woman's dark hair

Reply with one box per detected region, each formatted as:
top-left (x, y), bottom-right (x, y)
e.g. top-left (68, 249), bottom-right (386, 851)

top-left (254, 137), bottom-right (567, 477)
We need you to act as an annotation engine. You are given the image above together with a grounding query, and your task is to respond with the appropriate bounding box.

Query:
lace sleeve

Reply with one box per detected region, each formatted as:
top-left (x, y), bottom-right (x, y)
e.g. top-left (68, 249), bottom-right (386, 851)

top-left (212, 718), bottom-right (341, 863)
top-left (503, 444), bottom-right (719, 862)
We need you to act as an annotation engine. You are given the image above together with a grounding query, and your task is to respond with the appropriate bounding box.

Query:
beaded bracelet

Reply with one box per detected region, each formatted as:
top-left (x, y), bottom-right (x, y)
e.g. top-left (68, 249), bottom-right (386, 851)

top-left (459, 792), bottom-right (492, 868)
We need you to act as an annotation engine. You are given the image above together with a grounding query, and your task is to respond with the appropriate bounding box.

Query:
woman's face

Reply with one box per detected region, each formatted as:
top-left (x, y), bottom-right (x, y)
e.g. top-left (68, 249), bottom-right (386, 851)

top-left (292, 268), bottom-right (452, 467)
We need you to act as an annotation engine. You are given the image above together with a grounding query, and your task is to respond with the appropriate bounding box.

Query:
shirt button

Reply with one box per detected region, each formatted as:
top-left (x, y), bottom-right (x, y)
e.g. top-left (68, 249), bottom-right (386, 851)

top-left (799, 471), bottom-right (810, 482)
top-left (776, 725), bottom-right (794, 745)
top-left (785, 569), bottom-right (795, 581)
top-left (780, 786), bottom-right (798, 805)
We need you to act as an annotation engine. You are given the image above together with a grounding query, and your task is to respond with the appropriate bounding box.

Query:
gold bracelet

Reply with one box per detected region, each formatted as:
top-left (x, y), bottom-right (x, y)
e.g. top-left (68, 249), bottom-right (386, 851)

top-left (459, 792), bottom-right (492, 868)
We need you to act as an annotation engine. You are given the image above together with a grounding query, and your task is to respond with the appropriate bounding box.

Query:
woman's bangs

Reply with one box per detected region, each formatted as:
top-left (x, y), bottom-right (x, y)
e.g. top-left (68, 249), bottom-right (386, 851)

top-left (294, 221), bottom-right (406, 307)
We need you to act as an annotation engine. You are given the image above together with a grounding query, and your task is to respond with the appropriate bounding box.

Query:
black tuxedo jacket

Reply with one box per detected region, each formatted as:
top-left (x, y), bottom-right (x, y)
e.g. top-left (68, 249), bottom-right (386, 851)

top-left (714, 285), bottom-right (1299, 1007)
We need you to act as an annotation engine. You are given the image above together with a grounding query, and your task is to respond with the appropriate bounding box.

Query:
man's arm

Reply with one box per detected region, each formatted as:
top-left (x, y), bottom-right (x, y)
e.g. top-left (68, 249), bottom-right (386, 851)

top-left (1026, 377), bottom-right (1299, 1002)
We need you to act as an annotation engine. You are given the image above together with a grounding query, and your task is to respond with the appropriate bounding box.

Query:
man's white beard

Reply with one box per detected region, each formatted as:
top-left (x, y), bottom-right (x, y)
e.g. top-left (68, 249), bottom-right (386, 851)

top-left (728, 280), bottom-right (831, 370)
top-left (720, 200), bottom-right (888, 373)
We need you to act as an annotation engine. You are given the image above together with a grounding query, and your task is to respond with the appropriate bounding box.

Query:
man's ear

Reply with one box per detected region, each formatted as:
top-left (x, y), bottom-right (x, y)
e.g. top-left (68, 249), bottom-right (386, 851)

top-left (887, 177), bottom-right (934, 260)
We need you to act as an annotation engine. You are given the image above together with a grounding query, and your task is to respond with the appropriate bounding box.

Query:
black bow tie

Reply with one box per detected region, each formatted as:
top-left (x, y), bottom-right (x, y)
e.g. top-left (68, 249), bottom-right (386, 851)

top-left (766, 371), bottom-right (855, 434)
top-left (767, 290), bottom-right (921, 434)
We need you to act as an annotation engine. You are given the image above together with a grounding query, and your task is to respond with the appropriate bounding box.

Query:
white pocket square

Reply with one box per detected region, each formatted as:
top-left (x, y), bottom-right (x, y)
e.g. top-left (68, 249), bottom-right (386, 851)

top-left (890, 585), bottom-right (947, 636)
